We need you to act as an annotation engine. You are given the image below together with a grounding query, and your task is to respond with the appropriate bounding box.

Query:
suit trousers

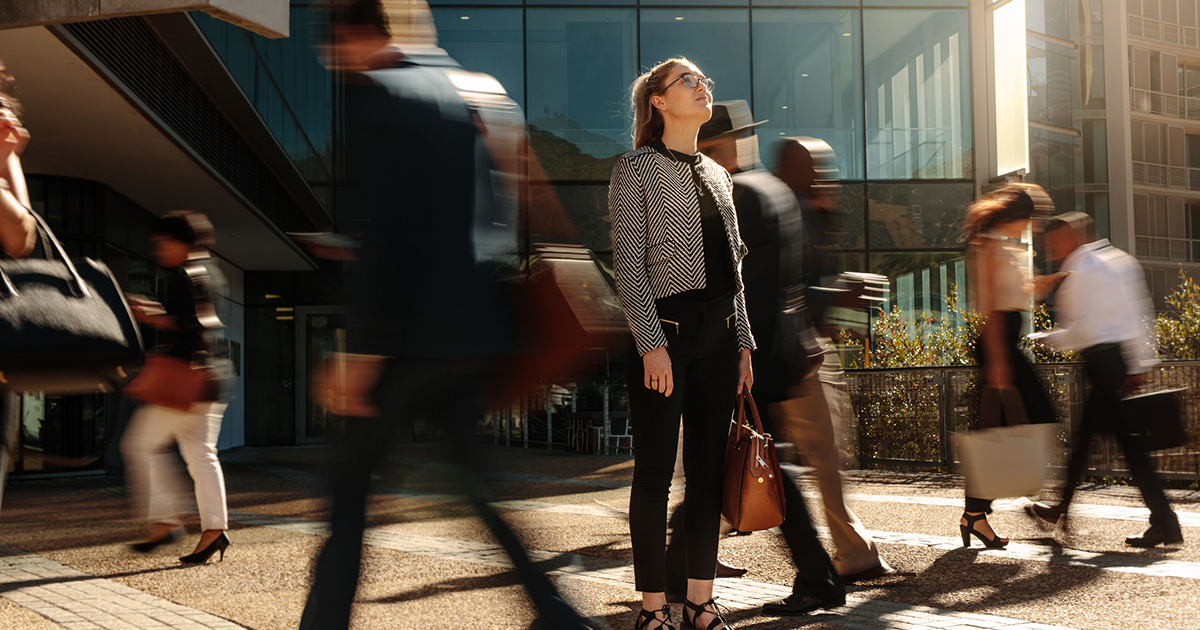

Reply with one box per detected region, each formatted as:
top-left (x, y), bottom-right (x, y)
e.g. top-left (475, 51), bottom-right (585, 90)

top-left (626, 293), bottom-right (739, 593)
top-left (772, 347), bottom-right (883, 577)
top-left (121, 402), bottom-right (228, 531)
top-left (1058, 345), bottom-right (1179, 531)
top-left (299, 358), bottom-right (588, 630)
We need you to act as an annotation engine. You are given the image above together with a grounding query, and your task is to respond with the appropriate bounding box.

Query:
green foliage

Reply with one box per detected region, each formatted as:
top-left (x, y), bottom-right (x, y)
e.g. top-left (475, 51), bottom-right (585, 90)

top-left (1156, 268), bottom-right (1200, 360)
top-left (840, 285), bottom-right (1082, 368)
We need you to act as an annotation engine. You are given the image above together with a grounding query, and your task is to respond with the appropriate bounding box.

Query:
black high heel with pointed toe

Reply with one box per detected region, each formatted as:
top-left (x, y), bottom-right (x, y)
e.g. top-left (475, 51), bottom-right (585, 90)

top-left (179, 532), bottom-right (230, 564)
top-left (960, 512), bottom-right (1008, 549)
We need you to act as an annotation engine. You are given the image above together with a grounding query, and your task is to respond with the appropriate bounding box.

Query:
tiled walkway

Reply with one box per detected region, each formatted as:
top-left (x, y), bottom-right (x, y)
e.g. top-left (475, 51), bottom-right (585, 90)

top-left (0, 544), bottom-right (246, 630)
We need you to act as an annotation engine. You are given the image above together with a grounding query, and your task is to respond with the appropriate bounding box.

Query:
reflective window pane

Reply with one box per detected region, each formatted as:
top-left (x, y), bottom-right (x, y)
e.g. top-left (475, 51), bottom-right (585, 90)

top-left (870, 251), bottom-right (970, 325)
top-left (1027, 0), bottom-right (1072, 40)
top-left (864, 9), bottom-right (972, 180)
top-left (1082, 119), bottom-right (1108, 183)
top-left (432, 9), bottom-right (525, 109)
top-left (530, 183), bottom-right (612, 253)
top-left (1029, 128), bottom-right (1080, 214)
top-left (867, 182), bottom-right (973, 249)
top-left (752, 9), bottom-right (863, 180)
top-left (639, 10), bottom-right (751, 108)
top-left (527, 9), bottom-right (637, 182)
top-left (1028, 38), bottom-right (1075, 129)
top-left (429, 0), bottom-right (519, 6)
top-left (1080, 44), bottom-right (1106, 110)
top-left (864, 0), bottom-right (967, 5)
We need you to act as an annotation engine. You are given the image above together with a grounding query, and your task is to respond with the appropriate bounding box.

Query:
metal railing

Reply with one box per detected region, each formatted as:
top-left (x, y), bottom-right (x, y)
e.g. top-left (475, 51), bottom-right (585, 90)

top-left (1130, 86), bottom-right (1200, 121)
top-left (1129, 14), bottom-right (1200, 50)
top-left (846, 361), bottom-right (1200, 480)
top-left (1132, 160), bottom-right (1200, 191)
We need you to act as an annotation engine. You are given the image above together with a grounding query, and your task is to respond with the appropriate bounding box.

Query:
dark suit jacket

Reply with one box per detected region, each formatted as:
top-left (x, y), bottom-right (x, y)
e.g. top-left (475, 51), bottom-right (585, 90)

top-left (732, 169), bottom-right (820, 406)
top-left (343, 52), bottom-right (514, 359)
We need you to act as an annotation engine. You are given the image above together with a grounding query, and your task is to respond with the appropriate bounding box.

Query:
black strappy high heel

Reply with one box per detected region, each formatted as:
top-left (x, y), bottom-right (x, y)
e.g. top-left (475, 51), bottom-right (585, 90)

top-left (635, 605), bottom-right (675, 630)
top-left (960, 512), bottom-right (1008, 549)
top-left (682, 598), bottom-right (733, 630)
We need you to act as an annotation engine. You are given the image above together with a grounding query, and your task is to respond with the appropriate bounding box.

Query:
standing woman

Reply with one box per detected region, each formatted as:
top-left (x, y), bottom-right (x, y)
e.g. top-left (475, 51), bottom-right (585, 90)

top-left (961, 184), bottom-right (1062, 547)
top-left (0, 59), bottom-right (38, 516)
top-left (610, 57), bottom-right (755, 630)
top-left (121, 210), bottom-right (231, 563)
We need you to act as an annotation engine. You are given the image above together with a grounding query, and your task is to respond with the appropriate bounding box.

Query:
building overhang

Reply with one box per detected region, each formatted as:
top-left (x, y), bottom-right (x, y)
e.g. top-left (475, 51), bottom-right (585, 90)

top-left (0, 0), bottom-right (288, 39)
top-left (0, 26), bottom-right (315, 271)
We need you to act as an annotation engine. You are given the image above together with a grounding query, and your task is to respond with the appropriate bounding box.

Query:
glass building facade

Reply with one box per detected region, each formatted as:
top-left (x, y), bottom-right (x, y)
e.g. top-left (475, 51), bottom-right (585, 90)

top-left (194, 4), bottom-right (339, 209)
top-left (432, 0), bottom-right (974, 328)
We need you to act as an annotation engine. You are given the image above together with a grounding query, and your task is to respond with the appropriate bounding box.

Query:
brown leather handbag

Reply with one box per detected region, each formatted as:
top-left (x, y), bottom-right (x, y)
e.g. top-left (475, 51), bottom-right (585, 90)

top-left (124, 355), bottom-right (214, 412)
top-left (722, 391), bottom-right (786, 532)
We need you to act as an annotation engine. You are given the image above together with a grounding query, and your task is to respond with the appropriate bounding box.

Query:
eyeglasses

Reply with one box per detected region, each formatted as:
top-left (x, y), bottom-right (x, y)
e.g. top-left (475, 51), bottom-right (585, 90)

top-left (661, 72), bottom-right (714, 93)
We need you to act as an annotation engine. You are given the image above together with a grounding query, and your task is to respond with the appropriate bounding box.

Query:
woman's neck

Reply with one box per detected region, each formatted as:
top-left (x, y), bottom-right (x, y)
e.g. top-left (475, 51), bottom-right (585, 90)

top-left (660, 122), bottom-right (700, 156)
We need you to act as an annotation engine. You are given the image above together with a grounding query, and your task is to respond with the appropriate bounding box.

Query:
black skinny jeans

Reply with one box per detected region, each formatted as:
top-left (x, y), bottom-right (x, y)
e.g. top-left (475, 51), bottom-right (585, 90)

top-left (627, 292), bottom-right (740, 593)
top-left (1058, 345), bottom-right (1178, 531)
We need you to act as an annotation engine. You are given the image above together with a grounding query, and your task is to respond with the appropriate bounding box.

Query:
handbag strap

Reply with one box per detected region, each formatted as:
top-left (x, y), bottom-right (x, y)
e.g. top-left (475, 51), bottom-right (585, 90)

top-left (0, 205), bottom-right (90, 299)
top-left (736, 391), bottom-right (767, 437)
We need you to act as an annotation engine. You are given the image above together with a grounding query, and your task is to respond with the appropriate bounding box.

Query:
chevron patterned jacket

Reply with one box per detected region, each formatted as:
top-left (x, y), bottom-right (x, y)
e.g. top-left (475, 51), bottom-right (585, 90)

top-left (609, 144), bottom-right (756, 356)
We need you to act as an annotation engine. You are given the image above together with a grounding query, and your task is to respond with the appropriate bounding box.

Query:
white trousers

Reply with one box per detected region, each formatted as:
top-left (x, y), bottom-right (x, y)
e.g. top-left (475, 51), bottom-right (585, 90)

top-left (121, 402), bottom-right (228, 531)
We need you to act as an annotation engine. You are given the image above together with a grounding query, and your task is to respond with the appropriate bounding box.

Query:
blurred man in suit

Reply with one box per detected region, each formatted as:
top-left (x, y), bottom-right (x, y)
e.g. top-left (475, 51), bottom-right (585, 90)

top-left (300, 3), bottom-right (589, 629)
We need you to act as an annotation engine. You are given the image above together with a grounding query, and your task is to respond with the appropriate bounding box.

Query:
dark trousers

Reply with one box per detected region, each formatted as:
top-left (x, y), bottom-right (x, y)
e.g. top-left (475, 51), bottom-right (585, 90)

top-left (664, 376), bottom-right (843, 601)
top-left (627, 294), bottom-right (738, 593)
top-left (1058, 345), bottom-right (1179, 531)
top-left (299, 358), bottom-right (588, 630)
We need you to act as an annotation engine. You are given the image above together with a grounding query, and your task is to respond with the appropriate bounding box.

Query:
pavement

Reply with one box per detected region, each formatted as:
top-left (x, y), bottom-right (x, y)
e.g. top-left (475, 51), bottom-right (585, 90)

top-left (1, 444), bottom-right (1198, 630)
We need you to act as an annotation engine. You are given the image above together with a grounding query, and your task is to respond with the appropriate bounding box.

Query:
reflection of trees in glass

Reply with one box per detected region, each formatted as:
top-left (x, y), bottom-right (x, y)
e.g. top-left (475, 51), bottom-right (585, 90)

top-left (867, 183), bottom-right (972, 249)
top-left (864, 9), bottom-right (972, 180)
top-left (527, 118), bottom-right (626, 182)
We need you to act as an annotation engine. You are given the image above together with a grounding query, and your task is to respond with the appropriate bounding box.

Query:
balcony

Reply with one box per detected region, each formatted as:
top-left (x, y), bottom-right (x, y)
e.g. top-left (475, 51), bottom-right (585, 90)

top-left (1130, 87), bottom-right (1200, 121)
top-left (1131, 160), bottom-right (1200, 190)
top-left (1128, 14), bottom-right (1200, 50)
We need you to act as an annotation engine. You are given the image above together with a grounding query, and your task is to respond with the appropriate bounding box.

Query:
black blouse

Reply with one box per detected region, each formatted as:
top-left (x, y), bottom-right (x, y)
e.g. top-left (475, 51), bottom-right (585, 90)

top-left (651, 140), bottom-right (735, 302)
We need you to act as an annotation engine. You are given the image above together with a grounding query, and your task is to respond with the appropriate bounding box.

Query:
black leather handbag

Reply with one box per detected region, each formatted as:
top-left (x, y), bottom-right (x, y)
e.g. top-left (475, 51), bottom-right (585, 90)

top-left (1122, 388), bottom-right (1189, 452)
top-left (0, 209), bottom-right (143, 393)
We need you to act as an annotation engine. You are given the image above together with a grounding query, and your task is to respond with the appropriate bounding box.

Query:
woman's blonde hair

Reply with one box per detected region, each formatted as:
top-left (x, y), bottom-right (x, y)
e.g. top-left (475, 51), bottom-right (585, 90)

top-left (630, 57), bottom-right (693, 149)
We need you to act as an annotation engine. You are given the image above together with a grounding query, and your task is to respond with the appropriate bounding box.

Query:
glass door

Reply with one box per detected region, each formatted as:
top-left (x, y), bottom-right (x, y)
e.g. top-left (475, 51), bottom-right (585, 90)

top-left (295, 306), bottom-right (348, 443)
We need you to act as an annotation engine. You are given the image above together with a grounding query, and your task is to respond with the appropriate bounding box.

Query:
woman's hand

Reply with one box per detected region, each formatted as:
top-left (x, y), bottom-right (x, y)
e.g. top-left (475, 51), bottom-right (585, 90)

top-left (643, 346), bottom-right (673, 397)
top-left (0, 106), bottom-right (29, 164)
top-left (737, 349), bottom-right (753, 394)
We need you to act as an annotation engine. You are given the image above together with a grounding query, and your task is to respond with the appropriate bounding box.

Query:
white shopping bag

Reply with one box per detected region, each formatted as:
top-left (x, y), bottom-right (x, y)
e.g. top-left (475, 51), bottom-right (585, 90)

top-left (952, 423), bottom-right (1057, 500)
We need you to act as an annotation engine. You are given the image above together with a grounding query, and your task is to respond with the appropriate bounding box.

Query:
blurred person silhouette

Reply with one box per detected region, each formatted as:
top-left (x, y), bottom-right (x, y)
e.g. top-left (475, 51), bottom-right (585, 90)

top-left (120, 210), bottom-right (231, 563)
top-left (686, 115), bottom-right (850, 618)
top-left (0, 59), bottom-right (37, 516)
top-left (610, 59), bottom-right (755, 630)
top-left (1025, 213), bottom-right (1183, 547)
top-left (300, 2), bottom-right (590, 629)
top-left (959, 184), bottom-right (1065, 548)
top-left (770, 137), bottom-right (894, 586)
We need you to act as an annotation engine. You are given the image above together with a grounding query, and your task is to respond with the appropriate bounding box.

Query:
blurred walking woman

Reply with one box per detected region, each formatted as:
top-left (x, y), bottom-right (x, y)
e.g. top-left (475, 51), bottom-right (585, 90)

top-left (961, 184), bottom-right (1061, 547)
top-left (0, 60), bottom-right (37, 515)
top-left (121, 211), bottom-right (231, 564)
top-left (610, 57), bottom-right (755, 630)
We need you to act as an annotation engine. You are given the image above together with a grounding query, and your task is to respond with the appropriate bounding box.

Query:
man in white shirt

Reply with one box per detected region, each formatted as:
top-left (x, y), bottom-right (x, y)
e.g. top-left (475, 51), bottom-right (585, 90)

top-left (1026, 212), bottom-right (1182, 547)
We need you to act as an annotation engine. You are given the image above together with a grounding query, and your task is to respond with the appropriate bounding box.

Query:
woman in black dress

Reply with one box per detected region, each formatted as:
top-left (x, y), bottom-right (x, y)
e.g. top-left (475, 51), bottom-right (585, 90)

top-left (961, 184), bottom-right (1064, 547)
